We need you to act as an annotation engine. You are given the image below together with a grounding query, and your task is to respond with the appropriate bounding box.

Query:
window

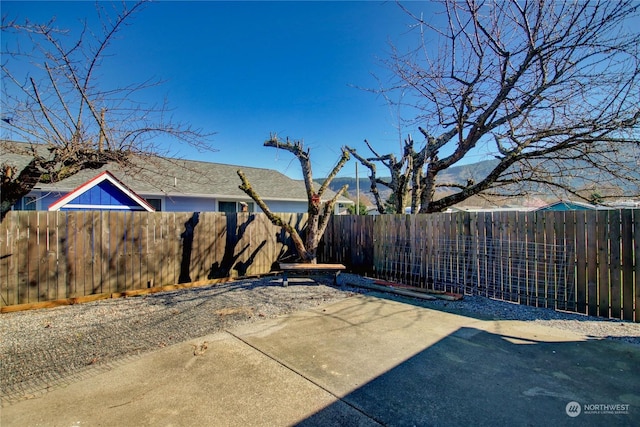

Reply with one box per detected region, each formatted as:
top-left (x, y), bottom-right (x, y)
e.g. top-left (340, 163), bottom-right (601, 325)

top-left (218, 201), bottom-right (237, 213)
top-left (146, 198), bottom-right (162, 211)
top-left (218, 201), bottom-right (255, 213)
top-left (14, 196), bottom-right (36, 211)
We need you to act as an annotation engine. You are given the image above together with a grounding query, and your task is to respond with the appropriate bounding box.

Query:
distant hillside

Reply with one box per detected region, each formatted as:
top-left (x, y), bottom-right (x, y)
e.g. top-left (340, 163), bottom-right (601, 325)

top-left (319, 155), bottom-right (640, 208)
top-left (319, 159), bottom-right (501, 205)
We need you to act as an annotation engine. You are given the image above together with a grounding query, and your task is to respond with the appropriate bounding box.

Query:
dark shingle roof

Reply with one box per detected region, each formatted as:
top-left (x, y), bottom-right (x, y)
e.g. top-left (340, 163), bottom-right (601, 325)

top-left (2, 141), bottom-right (349, 202)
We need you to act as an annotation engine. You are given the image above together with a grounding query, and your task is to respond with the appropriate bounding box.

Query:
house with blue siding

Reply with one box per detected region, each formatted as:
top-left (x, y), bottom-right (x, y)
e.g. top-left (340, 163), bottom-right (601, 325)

top-left (48, 171), bottom-right (155, 212)
top-left (3, 141), bottom-right (352, 213)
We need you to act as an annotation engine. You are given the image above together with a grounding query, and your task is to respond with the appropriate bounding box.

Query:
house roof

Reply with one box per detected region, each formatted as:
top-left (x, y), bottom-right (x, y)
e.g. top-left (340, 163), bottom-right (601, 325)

top-left (48, 170), bottom-right (156, 212)
top-left (2, 141), bottom-right (351, 203)
top-left (535, 200), bottom-right (597, 211)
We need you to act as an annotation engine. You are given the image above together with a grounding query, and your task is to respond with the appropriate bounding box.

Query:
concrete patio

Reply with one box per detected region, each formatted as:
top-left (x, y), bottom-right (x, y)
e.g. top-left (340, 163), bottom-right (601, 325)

top-left (2, 294), bottom-right (638, 426)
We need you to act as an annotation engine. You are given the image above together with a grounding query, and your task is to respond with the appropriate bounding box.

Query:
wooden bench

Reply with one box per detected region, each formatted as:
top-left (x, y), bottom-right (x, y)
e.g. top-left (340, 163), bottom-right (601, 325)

top-left (279, 263), bottom-right (346, 287)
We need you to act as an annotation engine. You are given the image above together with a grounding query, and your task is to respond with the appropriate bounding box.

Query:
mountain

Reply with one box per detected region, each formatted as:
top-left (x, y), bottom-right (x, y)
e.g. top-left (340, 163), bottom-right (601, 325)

top-left (320, 155), bottom-right (640, 209)
top-left (320, 159), bottom-right (501, 206)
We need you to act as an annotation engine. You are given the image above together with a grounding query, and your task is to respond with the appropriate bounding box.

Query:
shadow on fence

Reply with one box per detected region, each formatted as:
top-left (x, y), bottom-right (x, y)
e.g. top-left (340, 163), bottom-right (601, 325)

top-left (207, 213), bottom-right (270, 279)
top-left (179, 212), bottom-right (200, 284)
top-left (0, 211), bottom-right (303, 308)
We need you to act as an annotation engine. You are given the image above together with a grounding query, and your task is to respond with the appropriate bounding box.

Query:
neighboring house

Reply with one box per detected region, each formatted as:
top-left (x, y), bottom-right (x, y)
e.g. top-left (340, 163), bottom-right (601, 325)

top-left (535, 200), bottom-right (597, 212)
top-left (3, 141), bottom-right (352, 214)
top-left (447, 205), bottom-right (535, 213)
top-left (447, 200), bottom-right (600, 213)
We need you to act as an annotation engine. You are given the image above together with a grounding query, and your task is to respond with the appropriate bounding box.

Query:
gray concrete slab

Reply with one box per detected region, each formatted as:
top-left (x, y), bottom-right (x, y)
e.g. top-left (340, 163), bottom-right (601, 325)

top-left (2, 294), bottom-right (639, 426)
top-left (1, 331), bottom-right (370, 427)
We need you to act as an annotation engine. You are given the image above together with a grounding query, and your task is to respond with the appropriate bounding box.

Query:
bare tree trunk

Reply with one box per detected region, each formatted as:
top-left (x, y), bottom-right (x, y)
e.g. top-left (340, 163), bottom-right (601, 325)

top-left (238, 136), bottom-right (350, 263)
top-left (237, 169), bottom-right (313, 261)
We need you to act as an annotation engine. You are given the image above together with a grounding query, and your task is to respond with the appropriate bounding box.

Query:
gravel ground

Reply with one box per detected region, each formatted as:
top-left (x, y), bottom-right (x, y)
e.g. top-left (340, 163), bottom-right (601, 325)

top-left (2, 273), bottom-right (639, 407)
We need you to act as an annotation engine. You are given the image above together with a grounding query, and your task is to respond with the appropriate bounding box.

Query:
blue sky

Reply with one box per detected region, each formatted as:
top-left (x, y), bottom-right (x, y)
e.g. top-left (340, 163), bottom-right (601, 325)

top-left (3, 0), bottom-right (432, 180)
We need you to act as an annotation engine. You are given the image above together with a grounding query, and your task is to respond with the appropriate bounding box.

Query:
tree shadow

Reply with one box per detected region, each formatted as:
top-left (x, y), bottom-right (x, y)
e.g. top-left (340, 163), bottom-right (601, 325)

top-left (271, 227), bottom-right (302, 269)
top-left (179, 212), bottom-right (200, 284)
top-left (208, 213), bottom-right (260, 279)
top-left (234, 240), bottom-right (268, 276)
top-left (270, 213), bottom-right (308, 268)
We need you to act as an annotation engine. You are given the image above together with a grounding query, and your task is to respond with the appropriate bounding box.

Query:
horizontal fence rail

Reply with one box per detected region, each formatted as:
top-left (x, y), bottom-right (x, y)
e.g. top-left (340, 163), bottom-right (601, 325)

top-left (320, 211), bottom-right (639, 323)
top-left (1, 211), bottom-right (305, 308)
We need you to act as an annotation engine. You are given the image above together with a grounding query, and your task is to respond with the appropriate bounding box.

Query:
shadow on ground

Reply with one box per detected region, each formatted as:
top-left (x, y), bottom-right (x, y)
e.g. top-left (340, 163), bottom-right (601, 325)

top-left (298, 324), bottom-right (639, 426)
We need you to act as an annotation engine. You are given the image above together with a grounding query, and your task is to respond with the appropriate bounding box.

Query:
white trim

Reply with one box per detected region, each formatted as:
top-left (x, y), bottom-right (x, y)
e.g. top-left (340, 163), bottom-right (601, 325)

top-left (60, 204), bottom-right (147, 211)
top-left (48, 171), bottom-right (155, 212)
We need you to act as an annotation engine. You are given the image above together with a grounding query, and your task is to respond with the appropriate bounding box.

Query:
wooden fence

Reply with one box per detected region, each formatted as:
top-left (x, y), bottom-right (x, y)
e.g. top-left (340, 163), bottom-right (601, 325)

top-left (320, 211), bottom-right (640, 323)
top-left (1, 211), bottom-right (305, 308)
top-left (2, 210), bottom-right (639, 322)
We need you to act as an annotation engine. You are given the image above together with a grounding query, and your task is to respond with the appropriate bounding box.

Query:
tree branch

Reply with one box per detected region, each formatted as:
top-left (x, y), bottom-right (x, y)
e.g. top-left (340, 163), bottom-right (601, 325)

top-left (237, 169), bottom-right (310, 261)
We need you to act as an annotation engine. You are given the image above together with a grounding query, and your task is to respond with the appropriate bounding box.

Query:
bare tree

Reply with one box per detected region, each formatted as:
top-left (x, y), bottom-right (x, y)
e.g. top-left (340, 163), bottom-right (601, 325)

top-left (352, 0), bottom-right (640, 213)
top-left (1, 1), bottom-right (213, 219)
top-left (347, 135), bottom-right (416, 214)
top-left (237, 136), bottom-right (350, 263)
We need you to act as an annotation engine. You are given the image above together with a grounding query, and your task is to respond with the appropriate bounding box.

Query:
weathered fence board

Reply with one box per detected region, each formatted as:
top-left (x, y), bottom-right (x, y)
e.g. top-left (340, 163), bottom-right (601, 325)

top-left (586, 212), bottom-right (598, 316)
top-left (597, 210), bottom-right (610, 318)
top-left (634, 211), bottom-right (640, 323)
top-left (575, 211), bottom-right (587, 314)
top-left (622, 209), bottom-right (634, 321)
top-left (610, 210), bottom-right (622, 319)
top-left (15, 213), bottom-right (23, 304)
